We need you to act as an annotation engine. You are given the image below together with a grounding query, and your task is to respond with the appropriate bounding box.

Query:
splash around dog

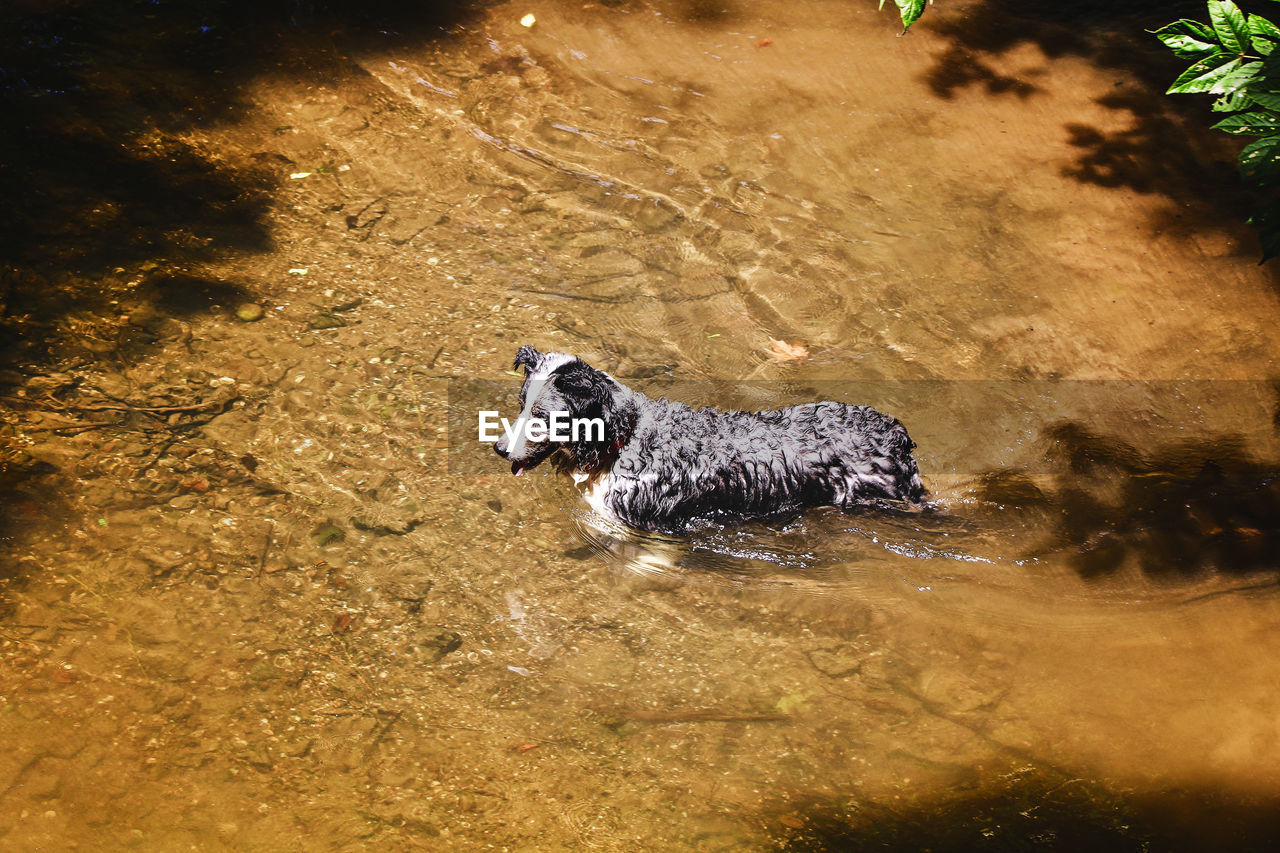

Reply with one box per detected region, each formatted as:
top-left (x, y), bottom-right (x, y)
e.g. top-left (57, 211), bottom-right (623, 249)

top-left (489, 345), bottom-right (926, 533)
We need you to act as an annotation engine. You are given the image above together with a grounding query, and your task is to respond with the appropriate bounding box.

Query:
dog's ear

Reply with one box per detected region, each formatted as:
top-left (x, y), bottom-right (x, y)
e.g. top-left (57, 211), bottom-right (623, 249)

top-left (555, 361), bottom-right (624, 471)
top-left (555, 361), bottom-right (612, 420)
top-left (513, 345), bottom-right (542, 373)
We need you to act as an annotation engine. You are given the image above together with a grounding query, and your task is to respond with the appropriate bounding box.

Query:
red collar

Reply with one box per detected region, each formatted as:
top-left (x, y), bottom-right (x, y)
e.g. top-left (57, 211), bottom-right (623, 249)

top-left (611, 430), bottom-right (631, 453)
top-left (584, 429), bottom-right (631, 476)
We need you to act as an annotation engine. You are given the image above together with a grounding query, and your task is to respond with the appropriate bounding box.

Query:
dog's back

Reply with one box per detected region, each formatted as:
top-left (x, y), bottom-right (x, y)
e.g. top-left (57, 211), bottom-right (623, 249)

top-left (605, 398), bottom-right (924, 531)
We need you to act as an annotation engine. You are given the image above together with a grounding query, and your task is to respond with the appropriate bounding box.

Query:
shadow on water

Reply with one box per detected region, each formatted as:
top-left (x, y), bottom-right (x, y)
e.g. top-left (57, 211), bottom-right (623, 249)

top-left (0, 0), bottom-right (483, 589)
top-left (921, 0), bottom-right (1204, 100)
top-left (766, 768), bottom-right (1280, 853)
top-left (0, 452), bottom-right (72, 613)
top-left (920, 0), bottom-right (1260, 252)
top-left (980, 421), bottom-right (1280, 581)
top-left (0, 0), bottom-right (480, 373)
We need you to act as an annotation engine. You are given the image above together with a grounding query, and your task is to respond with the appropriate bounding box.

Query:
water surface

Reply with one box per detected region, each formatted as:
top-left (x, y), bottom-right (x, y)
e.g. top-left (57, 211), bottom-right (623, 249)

top-left (3, 0), bottom-right (1280, 849)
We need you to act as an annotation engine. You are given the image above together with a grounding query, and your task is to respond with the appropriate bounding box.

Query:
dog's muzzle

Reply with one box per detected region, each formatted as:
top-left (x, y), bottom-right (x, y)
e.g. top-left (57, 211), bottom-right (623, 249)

top-left (493, 436), bottom-right (532, 477)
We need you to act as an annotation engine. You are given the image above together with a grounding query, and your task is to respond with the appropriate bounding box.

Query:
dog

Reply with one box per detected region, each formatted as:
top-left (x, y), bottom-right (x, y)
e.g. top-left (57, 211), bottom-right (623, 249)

top-left (493, 345), bottom-right (925, 533)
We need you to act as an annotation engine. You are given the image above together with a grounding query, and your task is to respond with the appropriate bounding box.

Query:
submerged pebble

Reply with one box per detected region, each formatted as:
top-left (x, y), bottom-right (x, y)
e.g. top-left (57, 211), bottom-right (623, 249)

top-left (236, 303), bottom-right (265, 322)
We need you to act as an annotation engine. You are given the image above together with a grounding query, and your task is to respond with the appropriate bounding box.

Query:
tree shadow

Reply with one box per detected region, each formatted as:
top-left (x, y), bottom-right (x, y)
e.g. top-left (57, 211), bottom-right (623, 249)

top-left (978, 421), bottom-right (1280, 581)
top-left (0, 0), bottom-right (480, 375)
top-left (765, 768), bottom-right (1280, 852)
top-left (0, 0), bottom-right (483, 598)
top-left (919, 0), bottom-right (1262, 255)
top-left (0, 452), bottom-right (74, 616)
top-left (922, 0), bottom-right (1199, 100)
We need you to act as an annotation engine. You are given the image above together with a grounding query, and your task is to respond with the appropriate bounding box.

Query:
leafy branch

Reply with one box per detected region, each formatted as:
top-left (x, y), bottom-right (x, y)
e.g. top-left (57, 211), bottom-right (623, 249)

top-left (1155, 0), bottom-right (1280, 259)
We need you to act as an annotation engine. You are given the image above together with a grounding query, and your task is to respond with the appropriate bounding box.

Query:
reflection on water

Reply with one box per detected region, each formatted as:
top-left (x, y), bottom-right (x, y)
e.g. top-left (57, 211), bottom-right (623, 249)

top-left (4, 0), bottom-right (1280, 850)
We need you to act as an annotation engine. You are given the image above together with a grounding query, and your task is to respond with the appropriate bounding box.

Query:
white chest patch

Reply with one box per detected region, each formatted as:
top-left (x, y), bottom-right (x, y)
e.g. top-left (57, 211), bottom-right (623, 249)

top-left (571, 469), bottom-right (616, 520)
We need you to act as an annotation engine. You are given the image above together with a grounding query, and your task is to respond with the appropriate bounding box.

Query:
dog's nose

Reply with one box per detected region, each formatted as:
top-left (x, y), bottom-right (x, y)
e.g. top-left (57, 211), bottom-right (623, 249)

top-left (494, 437), bottom-right (509, 459)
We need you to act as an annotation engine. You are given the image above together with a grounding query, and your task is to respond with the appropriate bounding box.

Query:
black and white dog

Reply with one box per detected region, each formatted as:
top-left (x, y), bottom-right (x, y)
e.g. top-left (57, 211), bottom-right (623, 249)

top-left (494, 346), bottom-right (925, 533)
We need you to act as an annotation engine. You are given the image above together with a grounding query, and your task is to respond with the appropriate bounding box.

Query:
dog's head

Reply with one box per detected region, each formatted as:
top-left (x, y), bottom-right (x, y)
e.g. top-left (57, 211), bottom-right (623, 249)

top-left (494, 345), bottom-right (624, 476)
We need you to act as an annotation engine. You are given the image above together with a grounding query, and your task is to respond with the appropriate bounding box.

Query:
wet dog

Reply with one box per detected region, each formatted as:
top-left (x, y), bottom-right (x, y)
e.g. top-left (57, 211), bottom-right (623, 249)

top-left (493, 346), bottom-right (925, 533)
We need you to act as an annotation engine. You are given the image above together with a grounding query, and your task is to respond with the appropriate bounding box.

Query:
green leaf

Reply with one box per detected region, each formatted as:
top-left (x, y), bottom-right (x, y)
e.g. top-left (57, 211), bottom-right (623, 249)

top-left (1246, 54), bottom-right (1280, 104)
top-left (886, 0), bottom-right (927, 31)
top-left (1167, 52), bottom-right (1237, 93)
top-left (1213, 89), bottom-right (1255, 111)
top-left (1212, 110), bottom-right (1280, 134)
top-left (1247, 89), bottom-right (1280, 109)
top-left (1249, 14), bottom-right (1280, 54)
top-left (1247, 200), bottom-right (1280, 262)
top-left (1152, 19), bottom-right (1220, 57)
top-left (1210, 0), bottom-right (1251, 54)
top-left (1238, 134), bottom-right (1280, 184)
top-left (1212, 59), bottom-right (1263, 94)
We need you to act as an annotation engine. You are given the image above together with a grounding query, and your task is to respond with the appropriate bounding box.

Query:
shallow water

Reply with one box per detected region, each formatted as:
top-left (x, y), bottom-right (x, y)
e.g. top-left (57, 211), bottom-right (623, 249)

top-left (4, 0), bottom-right (1280, 849)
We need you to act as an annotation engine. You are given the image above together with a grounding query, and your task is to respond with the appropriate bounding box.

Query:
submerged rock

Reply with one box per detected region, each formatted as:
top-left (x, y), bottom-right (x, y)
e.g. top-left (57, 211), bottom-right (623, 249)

top-left (307, 313), bottom-right (346, 330)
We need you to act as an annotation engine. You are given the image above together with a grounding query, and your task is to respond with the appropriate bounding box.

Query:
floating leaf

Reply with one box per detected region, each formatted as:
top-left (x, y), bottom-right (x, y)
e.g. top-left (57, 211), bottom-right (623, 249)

top-left (766, 338), bottom-right (810, 361)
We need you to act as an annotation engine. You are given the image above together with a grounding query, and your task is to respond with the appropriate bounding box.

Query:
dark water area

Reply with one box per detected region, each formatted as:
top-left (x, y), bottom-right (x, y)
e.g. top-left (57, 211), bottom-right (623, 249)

top-left (3, 0), bottom-right (1280, 850)
top-left (0, 0), bottom-right (480, 369)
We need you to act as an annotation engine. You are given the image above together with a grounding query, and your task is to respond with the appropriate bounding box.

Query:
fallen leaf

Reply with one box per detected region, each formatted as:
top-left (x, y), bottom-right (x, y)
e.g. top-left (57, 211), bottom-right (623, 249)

top-left (778, 814), bottom-right (804, 829)
top-left (513, 742), bottom-right (540, 752)
top-left (180, 475), bottom-right (211, 493)
top-left (331, 612), bottom-right (354, 633)
top-left (766, 338), bottom-right (809, 361)
top-left (775, 691), bottom-right (810, 713)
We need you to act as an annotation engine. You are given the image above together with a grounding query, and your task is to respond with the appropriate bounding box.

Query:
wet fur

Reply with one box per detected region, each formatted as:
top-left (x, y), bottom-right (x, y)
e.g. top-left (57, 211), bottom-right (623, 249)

top-left (495, 346), bottom-right (925, 533)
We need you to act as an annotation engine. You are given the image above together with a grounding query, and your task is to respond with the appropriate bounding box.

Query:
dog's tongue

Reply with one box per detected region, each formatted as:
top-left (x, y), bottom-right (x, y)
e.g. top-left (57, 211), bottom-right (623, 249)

top-left (511, 462), bottom-right (526, 477)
